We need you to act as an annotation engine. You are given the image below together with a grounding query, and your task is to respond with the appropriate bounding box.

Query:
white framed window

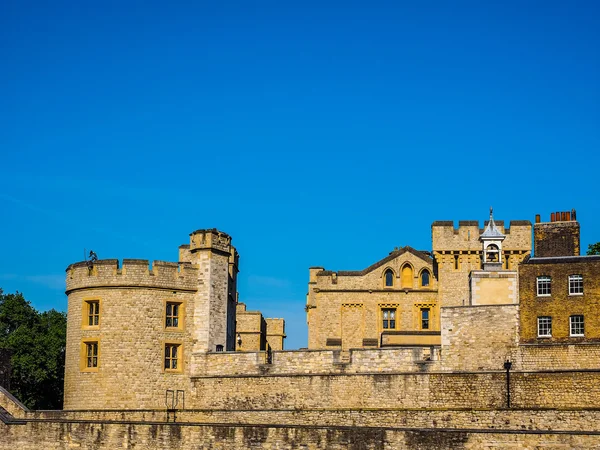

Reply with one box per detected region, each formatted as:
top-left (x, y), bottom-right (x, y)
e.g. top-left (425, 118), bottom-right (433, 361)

top-left (536, 276), bottom-right (551, 296)
top-left (537, 316), bottom-right (552, 337)
top-left (570, 315), bottom-right (584, 337)
top-left (569, 275), bottom-right (583, 295)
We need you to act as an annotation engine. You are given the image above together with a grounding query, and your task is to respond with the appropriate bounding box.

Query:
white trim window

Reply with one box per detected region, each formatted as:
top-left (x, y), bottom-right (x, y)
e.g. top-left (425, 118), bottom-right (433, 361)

top-left (536, 276), bottom-right (551, 297)
top-left (537, 316), bottom-right (552, 337)
top-left (570, 315), bottom-right (584, 337)
top-left (569, 275), bottom-right (583, 295)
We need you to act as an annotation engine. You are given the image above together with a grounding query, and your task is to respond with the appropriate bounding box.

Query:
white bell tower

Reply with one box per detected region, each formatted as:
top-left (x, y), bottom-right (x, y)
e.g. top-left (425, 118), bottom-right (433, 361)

top-left (480, 207), bottom-right (505, 270)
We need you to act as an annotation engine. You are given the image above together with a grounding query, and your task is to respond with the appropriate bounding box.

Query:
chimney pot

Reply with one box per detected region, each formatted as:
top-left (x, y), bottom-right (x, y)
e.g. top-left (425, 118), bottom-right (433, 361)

top-left (535, 214), bottom-right (541, 224)
top-left (551, 212), bottom-right (555, 222)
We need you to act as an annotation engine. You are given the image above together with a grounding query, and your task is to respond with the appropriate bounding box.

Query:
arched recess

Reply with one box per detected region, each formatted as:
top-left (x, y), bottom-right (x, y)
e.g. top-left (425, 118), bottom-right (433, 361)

top-left (401, 264), bottom-right (413, 288)
top-left (420, 269), bottom-right (431, 287)
top-left (383, 268), bottom-right (395, 287)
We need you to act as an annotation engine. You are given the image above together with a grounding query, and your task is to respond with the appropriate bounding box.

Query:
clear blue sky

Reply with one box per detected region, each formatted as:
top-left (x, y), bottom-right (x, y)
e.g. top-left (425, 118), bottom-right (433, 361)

top-left (1, 1), bottom-right (598, 349)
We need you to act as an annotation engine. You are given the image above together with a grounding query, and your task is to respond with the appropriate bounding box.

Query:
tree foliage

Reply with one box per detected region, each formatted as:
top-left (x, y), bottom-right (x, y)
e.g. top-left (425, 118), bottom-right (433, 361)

top-left (587, 242), bottom-right (600, 255)
top-left (0, 289), bottom-right (66, 409)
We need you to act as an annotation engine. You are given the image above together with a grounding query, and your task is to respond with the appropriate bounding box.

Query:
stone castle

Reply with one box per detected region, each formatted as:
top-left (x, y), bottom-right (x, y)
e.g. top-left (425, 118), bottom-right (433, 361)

top-left (1, 209), bottom-right (600, 449)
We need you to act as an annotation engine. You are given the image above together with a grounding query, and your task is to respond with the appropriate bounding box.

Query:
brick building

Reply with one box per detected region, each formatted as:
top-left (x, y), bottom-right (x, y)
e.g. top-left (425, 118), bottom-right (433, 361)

top-left (520, 211), bottom-right (600, 344)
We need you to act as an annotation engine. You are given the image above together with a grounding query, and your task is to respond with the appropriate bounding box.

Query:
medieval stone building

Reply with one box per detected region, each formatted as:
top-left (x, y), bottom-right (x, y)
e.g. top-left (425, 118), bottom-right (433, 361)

top-left (1, 209), bottom-right (600, 449)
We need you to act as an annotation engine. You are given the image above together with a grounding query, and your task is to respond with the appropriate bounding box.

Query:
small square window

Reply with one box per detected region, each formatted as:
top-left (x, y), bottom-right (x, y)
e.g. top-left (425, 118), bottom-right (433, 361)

top-left (569, 275), bottom-right (583, 295)
top-left (164, 343), bottom-right (183, 372)
top-left (536, 276), bottom-right (551, 296)
top-left (382, 308), bottom-right (396, 330)
top-left (537, 316), bottom-right (552, 337)
top-left (570, 315), bottom-right (584, 337)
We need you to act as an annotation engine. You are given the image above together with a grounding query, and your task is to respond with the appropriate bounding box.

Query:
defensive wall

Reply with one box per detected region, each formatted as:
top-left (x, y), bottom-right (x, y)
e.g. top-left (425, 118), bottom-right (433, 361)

top-left (2, 386), bottom-right (600, 449)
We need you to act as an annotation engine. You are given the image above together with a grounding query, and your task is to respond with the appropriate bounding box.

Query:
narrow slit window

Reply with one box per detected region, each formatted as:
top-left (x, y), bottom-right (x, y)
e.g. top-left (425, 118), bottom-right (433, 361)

top-left (421, 308), bottom-right (430, 330)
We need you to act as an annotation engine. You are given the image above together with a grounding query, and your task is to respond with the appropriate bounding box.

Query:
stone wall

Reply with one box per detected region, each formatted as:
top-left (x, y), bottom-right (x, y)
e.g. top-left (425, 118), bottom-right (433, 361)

top-left (441, 304), bottom-right (519, 371)
top-left (189, 369), bottom-right (600, 410)
top-left (64, 286), bottom-right (196, 410)
top-left (2, 419), bottom-right (599, 450)
top-left (192, 348), bottom-right (441, 377)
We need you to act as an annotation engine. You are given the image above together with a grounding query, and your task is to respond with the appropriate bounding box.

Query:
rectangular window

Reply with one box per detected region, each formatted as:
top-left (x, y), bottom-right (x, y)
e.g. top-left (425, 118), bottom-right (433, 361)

top-left (166, 302), bottom-right (180, 328)
top-left (421, 308), bottom-right (430, 330)
top-left (569, 275), bottom-right (583, 295)
top-left (86, 342), bottom-right (98, 368)
top-left (87, 301), bottom-right (99, 326)
top-left (164, 343), bottom-right (182, 372)
top-left (382, 309), bottom-right (396, 330)
top-left (536, 276), bottom-right (551, 296)
top-left (537, 316), bottom-right (552, 337)
top-left (570, 315), bottom-right (584, 337)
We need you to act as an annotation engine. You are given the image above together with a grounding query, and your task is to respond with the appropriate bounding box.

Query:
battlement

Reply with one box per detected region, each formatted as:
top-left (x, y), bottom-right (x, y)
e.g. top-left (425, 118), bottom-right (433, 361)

top-left (189, 228), bottom-right (232, 254)
top-left (192, 347), bottom-right (441, 377)
top-left (432, 219), bottom-right (532, 251)
top-left (65, 258), bottom-right (199, 293)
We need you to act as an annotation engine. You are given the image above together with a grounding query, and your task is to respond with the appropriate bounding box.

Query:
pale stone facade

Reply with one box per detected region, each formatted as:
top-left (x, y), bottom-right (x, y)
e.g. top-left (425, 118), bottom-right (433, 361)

top-left (306, 247), bottom-right (439, 350)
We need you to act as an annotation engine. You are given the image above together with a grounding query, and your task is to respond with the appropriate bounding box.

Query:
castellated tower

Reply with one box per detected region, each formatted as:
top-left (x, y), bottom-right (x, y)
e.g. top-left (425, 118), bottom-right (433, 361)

top-left (63, 229), bottom-right (238, 410)
top-left (432, 213), bottom-right (531, 307)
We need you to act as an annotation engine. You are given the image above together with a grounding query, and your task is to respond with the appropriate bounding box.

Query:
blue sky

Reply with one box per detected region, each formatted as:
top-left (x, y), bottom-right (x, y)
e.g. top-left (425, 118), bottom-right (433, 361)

top-left (1, 1), bottom-right (599, 349)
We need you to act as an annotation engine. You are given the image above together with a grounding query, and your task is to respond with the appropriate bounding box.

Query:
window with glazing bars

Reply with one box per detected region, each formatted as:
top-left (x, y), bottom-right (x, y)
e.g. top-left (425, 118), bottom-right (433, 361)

top-left (536, 276), bottom-right (551, 296)
top-left (164, 344), bottom-right (180, 370)
top-left (166, 302), bottom-right (180, 328)
top-left (537, 316), bottom-right (552, 337)
top-left (569, 275), bottom-right (583, 295)
top-left (86, 342), bottom-right (98, 368)
top-left (570, 315), bottom-right (584, 336)
top-left (87, 301), bottom-right (99, 326)
top-left (382, 309), bottom-right (396, 329)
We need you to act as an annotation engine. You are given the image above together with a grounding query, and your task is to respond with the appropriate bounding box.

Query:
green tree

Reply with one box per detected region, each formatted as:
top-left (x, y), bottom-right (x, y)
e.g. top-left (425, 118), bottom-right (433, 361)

top-left (0, 289), bottom-right (66, 409)
top-left (587, 242), bottom-right (600, 255)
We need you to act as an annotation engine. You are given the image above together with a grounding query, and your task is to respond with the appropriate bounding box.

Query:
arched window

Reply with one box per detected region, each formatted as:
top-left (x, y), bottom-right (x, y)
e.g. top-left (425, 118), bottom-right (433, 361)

top-left (420, 270), bottom-right (430, 287)
top-left (401, 264), bottom-right (413, 288)
top-left (384, 269), bottom-right (394, 287)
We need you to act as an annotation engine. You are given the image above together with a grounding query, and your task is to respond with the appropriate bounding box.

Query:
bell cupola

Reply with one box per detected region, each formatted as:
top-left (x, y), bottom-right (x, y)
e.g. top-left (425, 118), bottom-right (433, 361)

top-left (480, 207), bottom-right (505, 270)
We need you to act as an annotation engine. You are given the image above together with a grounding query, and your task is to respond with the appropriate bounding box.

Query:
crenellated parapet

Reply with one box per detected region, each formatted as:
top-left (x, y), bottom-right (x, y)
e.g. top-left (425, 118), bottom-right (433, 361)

top-left (189, 228), bottom-right (232, 255)
top-left (432, 220), bottom-right (532, 252)
top-left (65, 259), bottom-right (199, 294)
